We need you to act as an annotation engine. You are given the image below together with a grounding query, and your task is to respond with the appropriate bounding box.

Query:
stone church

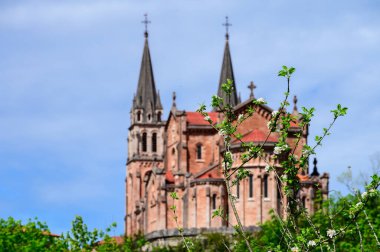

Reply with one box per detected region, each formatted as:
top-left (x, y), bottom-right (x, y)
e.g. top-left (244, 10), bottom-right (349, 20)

top-left (125, 21), bottom-right (329, 242)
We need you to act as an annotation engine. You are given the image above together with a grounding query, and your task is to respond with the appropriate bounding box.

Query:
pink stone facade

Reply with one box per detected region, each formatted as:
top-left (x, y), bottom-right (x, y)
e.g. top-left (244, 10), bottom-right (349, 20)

top-left (125, 29), bottom-right (329, 239)
top-left (125, 103), bottom-right (329, 237)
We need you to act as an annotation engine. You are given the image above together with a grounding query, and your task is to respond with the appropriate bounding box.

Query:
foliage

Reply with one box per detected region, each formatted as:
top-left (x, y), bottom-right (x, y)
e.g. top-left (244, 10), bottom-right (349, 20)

top-left (133, 194), bottom-right (379, 252)
top-left (0, 215), bottom-right (148, 252)
top-left (121, 233), bottom-right (147, 252)
top-left (0, 217), bottom-right (66, 252)
top-left (244, 190), bottom-right (380, 251)
top-left (64, 215), bottom-right (105, 251)
top-left (0, 191), bottom-right (378, 251)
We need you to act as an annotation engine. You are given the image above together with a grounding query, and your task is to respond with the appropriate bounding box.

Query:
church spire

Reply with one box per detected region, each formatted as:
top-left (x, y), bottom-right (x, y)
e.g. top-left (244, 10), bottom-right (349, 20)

top-left (217, 16), bottom-right (239, 107)
top-left (134, 14), bottom-right (162, 123)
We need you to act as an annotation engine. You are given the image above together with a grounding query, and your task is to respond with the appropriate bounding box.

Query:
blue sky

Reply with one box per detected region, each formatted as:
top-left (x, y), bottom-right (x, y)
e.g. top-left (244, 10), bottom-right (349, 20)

top-left (1, 1), bottom-right (380, 235)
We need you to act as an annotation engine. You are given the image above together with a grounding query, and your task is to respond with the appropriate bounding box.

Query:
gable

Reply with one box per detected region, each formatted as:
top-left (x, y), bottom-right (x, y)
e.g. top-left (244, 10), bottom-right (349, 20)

top-left (164, 110), bottom-right (177, 131)
top-left (235, 105), bottom-right (273, 140)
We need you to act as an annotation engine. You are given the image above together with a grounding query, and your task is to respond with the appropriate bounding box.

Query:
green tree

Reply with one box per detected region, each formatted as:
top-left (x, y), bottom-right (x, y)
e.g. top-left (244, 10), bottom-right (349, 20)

top-left (0, 217), bottom-right (66, 251)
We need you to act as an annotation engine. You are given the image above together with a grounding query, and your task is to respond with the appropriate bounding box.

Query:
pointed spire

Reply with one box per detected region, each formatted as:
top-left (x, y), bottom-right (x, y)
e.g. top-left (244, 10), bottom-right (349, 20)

top-left (134, 14), bottom-right (162, 123)
top-left (311, 157), bottom-right (320, 177)
top-left (136, 34), bottom-right (156, 110)
top-left (217, 16), bottom-right (239, 107)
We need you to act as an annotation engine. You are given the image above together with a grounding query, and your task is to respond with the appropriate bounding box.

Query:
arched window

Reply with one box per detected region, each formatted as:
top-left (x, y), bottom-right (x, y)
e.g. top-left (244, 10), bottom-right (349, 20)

top-left (152, 133), bottom-right (157, 152)
top-left (157, 112), bottom-right (161, 122)
top-left (264, 174), bottom-right (269, 198)
top-left (212, 194), bottom-right (217, 209)
top-left (196, 144), bottom-right (202, 159)
top-left (249, 174), bottom-right (253, 198)
top-left (148, 114), bottom-right (151, 121)
top-left (137, 111), bottom-right (141, 122)
top-left (142, 132), bottom-right (147, 152)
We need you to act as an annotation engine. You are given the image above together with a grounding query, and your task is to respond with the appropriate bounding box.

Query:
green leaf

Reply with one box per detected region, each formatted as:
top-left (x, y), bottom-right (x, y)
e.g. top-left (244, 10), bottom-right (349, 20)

top-left (170, 191), bottom-right (179, 200)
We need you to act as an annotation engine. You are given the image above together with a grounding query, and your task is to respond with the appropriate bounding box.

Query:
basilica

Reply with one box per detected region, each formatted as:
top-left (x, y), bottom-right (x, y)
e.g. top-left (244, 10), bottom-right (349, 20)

top-left (125, 19), bottom-right (329, 243)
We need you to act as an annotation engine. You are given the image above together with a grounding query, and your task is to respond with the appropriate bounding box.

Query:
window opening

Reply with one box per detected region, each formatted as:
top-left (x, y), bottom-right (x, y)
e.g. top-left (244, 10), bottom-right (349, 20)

top-left (249, 174), bottom-right (253, 198)
top-left (264, 174), bottom-right (269, 198)
top-left (137, 111), bottom-right (141, 121)
top-left (196, 144), bottom-right (202, 159)
top-left (142, 132), bottom-right (147, 152)
top-left (152, 133), bottom-right (157, 152)
top-left (212, 194), bottom-right (217, 209)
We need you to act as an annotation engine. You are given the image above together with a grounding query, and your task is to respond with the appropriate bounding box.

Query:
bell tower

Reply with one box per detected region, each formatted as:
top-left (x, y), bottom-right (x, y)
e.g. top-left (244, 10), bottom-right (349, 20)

top-left (126, 14), bottom-right (165, 235)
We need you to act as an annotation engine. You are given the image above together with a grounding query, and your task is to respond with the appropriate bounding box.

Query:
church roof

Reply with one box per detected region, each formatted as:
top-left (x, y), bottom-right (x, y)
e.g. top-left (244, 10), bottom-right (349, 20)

top-left (233, 129), bottom-right (278, 143)
top-left (186, 112), bottom-right (218, 125)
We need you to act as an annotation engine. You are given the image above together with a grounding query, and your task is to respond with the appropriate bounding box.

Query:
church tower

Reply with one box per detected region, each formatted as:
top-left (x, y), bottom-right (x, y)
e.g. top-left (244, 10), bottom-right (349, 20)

top-left (126, 15), bottom-right (165, 235)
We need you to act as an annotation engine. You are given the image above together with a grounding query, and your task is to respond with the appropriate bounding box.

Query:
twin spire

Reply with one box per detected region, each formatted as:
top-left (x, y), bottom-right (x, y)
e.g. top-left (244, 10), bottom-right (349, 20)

top-left (133, 15), bottom-right (240, 122)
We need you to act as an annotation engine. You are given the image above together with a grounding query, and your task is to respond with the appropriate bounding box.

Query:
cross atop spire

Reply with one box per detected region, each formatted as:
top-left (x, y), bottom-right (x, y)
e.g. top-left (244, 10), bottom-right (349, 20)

top-left (222, 16), bottom-right (232, 40)
top-left (142, 13), bottom-right (151, 38)
top-left (248, 81), bottom-right (256, 98)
